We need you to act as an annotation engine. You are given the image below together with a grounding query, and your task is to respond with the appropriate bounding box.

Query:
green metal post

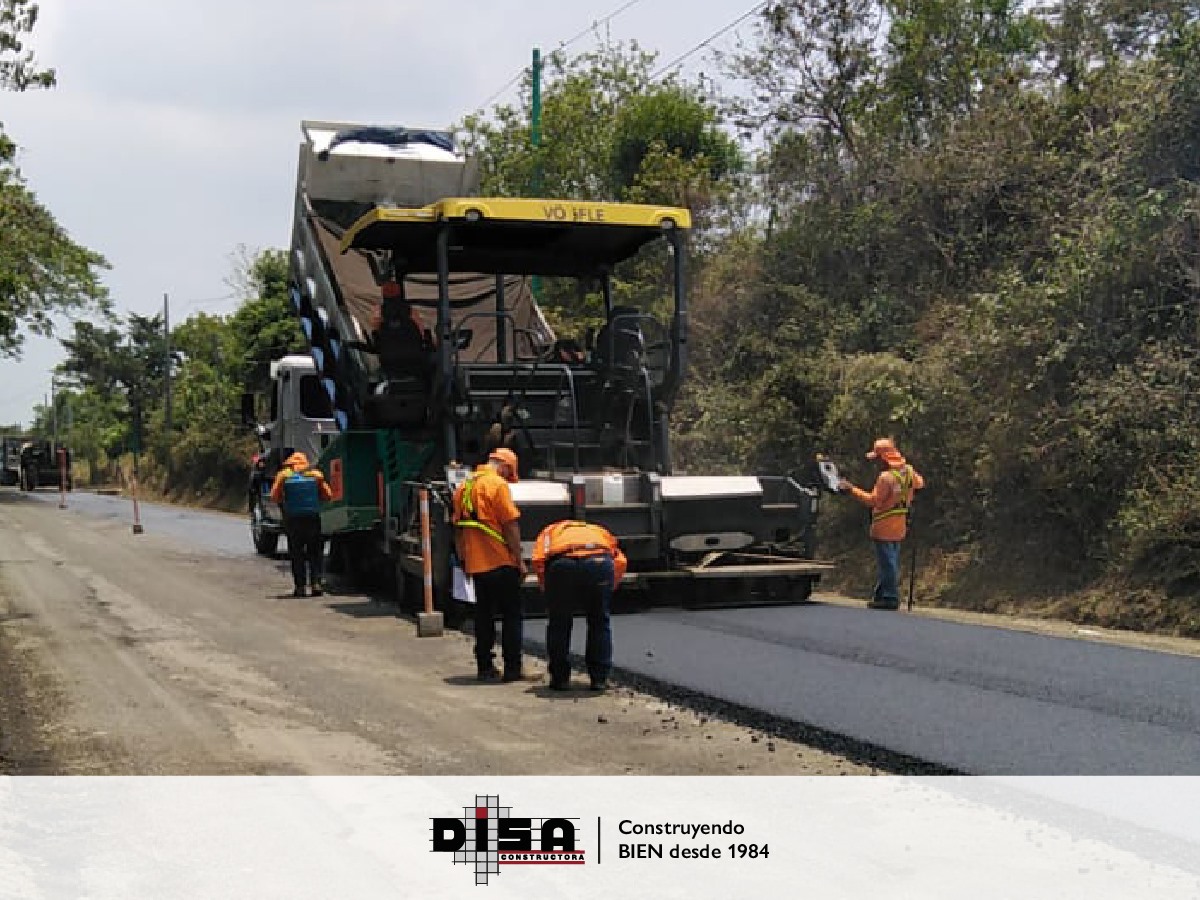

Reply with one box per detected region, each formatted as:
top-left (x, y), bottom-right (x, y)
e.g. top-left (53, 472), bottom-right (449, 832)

top-left (531, 47), bottom-right (542, 191)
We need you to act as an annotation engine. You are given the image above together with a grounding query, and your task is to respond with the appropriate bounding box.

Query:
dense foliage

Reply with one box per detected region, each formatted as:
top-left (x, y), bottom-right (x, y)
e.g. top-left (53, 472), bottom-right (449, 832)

top-left (0, 0), bottom-right (108, 356)
top-left (680, 0), bottom-right (1200, 625)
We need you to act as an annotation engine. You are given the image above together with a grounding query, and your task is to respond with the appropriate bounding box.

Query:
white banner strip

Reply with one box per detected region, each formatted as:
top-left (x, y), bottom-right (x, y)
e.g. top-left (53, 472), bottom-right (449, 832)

top-left (0, 777), bottom-right (1196, 899)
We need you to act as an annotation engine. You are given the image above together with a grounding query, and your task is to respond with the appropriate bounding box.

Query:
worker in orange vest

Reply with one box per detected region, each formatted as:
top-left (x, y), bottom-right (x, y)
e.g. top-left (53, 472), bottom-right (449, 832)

top-left (532, 520), bottom-right (627, 692)
top-left (452, 447), bottom-right (528, 681)
top-left (839, 437), bottom-right (926, 610)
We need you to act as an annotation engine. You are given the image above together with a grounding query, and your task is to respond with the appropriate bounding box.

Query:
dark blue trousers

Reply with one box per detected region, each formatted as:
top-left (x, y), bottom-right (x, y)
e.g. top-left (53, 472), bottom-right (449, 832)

top-left (544, 554), bottom-right (615, 683)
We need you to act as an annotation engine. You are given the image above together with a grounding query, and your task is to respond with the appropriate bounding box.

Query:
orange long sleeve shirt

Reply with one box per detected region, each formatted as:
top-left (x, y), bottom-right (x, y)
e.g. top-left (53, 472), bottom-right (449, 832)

top-left (532, 521), bottom-right (628, 590)
top-left (848, 464), bottom-right (925, 541)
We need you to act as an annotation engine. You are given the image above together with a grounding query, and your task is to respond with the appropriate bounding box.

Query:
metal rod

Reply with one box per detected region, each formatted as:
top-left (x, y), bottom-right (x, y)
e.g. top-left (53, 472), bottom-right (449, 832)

top-left (907, 536), bottom-right (918, 611)
top-left (495, 274), bottom-right (507, 364)
top-left (130, 471), bottom-right (144, 534)
top-left (436, 225), bottom-right (456, 461)
top-left (57, 446), bottom-right (66, 509)
top-left (164, 292), bottom-right (172, 482)
top-left (420, 487), bottom-right (434, 615)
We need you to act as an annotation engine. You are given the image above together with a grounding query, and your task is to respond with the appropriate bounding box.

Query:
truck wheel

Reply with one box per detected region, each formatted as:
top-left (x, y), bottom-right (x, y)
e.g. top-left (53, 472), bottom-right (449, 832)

top-left (250, 497), bottom-right (278, 556)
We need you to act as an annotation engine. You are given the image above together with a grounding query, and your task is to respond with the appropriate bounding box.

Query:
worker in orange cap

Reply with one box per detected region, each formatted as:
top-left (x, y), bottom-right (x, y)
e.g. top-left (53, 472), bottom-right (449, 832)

top-left (839, 437), bottom-right (926, 610)
top-left (270, 451), bottom-right (333, 598)
top-left (374, 278), bottom-right (427, 333)
top-left (452, 447), bottom-right (529, 681)
top-left (532, 520), bottom-right (627, 692)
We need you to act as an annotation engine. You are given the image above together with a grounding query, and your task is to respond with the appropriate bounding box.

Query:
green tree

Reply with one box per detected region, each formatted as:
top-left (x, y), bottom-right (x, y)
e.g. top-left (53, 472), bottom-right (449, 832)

top-left (460, 41), bottom-right (741, 329)
top-left (59, 313), bottom-right (167, 465)
top-left (877, 0), bottom-right (1043, 143)
top-left (460, 41), bottom-right (740, 209)
top-left (158, 248), bottom-right (301, 493)
top-left (0, 0), bottom-right (108, 356)
top-left (225, 248), bottom-right (304, 393)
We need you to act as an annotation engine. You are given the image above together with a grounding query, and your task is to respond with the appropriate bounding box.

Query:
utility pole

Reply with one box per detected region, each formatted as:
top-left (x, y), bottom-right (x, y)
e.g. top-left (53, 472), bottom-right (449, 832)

top-left (49, 382), bottom-right (57, 447)
top-left (163, 292), bottom-right (172, 481)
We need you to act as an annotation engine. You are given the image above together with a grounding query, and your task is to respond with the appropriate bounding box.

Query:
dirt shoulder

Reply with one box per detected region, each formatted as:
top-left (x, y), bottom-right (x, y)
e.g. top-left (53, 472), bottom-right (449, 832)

top-left (0, 491), bottom-right (883, 776)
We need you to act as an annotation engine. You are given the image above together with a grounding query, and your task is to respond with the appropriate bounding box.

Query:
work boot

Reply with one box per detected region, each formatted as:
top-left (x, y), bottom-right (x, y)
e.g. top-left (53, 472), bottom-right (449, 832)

top-left (548, 679), bottom-right (572, 692)
top-left (477, 665), bottom-right (501, 682)
top-left (588, 679), bottom-right (609, 693)
top-left (867, 598), bottom-right (899, 610)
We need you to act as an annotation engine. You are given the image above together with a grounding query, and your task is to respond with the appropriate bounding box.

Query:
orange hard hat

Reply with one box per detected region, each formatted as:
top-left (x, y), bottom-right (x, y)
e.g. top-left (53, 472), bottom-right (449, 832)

top-left (865, 438), bottom-right (904, 466)
top-left (285, 451), bottom-right (310, 470)
top-left (488, 447), bottom-right (519, 482)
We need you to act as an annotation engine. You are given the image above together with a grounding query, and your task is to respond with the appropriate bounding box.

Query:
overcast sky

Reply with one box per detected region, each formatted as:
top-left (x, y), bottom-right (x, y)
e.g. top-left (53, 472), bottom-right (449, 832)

top-left (0, 0), bottom-right (760, 428)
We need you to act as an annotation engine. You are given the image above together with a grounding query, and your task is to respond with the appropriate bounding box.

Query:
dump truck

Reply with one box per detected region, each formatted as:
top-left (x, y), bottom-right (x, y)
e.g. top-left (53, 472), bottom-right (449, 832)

top-left (1, 435), bottom-right (28, 487)
top-left (243, 120), bottom-right (829, 612)
top-left (14, 439), bottom-right (71, 492)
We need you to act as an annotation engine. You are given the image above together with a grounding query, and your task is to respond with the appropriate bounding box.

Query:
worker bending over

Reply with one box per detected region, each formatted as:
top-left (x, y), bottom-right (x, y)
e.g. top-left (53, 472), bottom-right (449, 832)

top-left (532, 520), bottom-right (627, 692)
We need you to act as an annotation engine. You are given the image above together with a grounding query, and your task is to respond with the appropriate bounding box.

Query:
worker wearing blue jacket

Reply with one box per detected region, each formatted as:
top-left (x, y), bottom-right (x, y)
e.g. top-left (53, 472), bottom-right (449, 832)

top-left (270, 451), bottom-right (333, 597)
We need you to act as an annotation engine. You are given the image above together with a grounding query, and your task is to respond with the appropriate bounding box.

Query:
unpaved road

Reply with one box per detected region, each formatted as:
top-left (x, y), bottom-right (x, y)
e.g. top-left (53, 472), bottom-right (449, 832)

top-left (0, 489), bottom-right (878, 775)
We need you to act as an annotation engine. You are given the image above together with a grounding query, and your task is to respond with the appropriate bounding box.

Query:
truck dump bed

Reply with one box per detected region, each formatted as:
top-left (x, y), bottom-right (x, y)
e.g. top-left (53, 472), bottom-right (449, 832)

top-left (291, 122), bottom-right (554, 430)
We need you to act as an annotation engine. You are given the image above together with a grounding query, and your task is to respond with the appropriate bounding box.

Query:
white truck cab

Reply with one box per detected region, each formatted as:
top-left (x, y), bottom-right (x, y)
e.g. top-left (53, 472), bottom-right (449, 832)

top-left (262, 355), bottom-right (339, 465)
top-left (244, 354), bottom-right (338, 555)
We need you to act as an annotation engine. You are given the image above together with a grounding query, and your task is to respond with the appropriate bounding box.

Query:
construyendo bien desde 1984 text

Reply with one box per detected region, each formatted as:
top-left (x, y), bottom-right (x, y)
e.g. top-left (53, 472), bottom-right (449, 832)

top-left (616, 820), bottom-right (768, 861)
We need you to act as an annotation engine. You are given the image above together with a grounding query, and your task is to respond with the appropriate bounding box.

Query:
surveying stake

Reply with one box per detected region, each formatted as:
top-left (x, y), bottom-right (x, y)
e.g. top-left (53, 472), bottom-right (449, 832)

top-left (57, 447), bottom-right (67, 509)
top-left (130, 472), bottom-right (144, 534)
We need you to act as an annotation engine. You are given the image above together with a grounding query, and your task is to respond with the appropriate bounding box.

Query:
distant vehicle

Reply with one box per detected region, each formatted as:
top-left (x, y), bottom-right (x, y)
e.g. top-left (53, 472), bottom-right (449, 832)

top-left (17, 439), bottom-right (71, 492)
top-left (1, 435), bottom-right (28, 486)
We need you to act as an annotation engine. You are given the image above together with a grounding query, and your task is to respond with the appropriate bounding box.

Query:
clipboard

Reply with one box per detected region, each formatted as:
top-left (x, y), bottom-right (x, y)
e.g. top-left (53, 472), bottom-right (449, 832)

top-left (452, 564), bottom-right (476, 603)
top-left (817, 457), bottom-right (842, 493)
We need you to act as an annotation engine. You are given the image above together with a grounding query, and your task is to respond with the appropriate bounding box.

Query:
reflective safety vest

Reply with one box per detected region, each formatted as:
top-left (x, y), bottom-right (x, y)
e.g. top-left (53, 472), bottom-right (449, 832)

top-left (872, 465), bottom-right (915, 526)
top-left (453, 473), bottom-right (507, 545)
top-left (540, 521), bottom-right (611, 561)
top-left (281, 472), bottom-right (321, 516)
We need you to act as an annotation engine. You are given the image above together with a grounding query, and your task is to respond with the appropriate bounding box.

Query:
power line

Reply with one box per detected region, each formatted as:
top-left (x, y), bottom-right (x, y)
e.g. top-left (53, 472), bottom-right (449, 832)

top-left (472, 0), bottom-right (652, 114)
top-left (557, 0), bottom-right (646, 53)
top-left (649, 1), bottom-right (767, 82)
top-left (477, 68), bottom-right (529, 114)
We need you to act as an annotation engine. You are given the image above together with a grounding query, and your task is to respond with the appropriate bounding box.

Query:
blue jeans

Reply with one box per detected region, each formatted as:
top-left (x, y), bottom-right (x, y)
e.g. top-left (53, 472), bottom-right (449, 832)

top-left (544, 555), bottom-right (615, 683)
top-left (873, 540), bottom-right (901, 606)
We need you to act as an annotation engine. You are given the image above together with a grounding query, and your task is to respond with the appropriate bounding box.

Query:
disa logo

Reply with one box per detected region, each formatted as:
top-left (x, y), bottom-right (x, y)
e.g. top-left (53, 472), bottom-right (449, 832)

top-left (431, 794), bottom-right (585, 885)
